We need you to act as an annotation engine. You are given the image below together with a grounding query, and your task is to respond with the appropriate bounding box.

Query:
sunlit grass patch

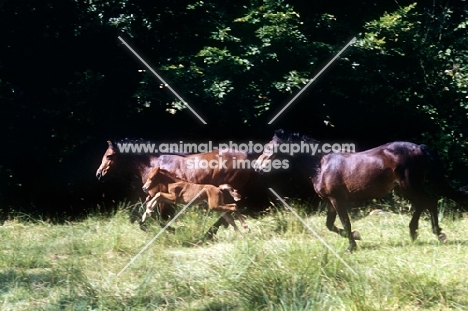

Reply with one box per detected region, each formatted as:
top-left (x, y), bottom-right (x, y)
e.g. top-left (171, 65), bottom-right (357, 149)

top-left (0, 203), bottom-right (467, 310)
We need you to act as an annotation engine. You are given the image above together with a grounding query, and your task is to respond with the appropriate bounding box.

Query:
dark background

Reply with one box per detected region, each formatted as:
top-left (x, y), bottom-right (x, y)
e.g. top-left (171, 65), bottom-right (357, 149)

top-left (1, 0), bottom-right (467, 220)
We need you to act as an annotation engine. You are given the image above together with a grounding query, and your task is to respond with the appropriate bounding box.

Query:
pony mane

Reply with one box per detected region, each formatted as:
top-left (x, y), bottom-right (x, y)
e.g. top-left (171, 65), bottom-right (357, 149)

top-left (108, 138), bottom-right (147, 152)
top-left (274, 129), bottom-right (319, 144)
top-left (108, 138), bottom-right (191, 156)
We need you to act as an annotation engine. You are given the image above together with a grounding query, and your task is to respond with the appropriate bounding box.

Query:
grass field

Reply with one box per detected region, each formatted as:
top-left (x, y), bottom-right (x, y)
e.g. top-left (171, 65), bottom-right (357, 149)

top-left (1, 201), bottom-right (468, 310)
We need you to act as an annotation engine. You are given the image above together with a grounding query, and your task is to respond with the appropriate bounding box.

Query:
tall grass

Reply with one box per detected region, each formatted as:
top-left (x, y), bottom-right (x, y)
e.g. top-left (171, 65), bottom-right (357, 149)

top-left (1, 202), bottom-right (467, 310)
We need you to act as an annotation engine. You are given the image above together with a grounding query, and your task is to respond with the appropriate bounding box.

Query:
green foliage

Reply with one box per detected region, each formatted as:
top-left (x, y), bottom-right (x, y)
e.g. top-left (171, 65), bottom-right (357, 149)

top-left (120, 0), bottom-right (334, 123)
top-left (355, 2), bottom-right (468, 180)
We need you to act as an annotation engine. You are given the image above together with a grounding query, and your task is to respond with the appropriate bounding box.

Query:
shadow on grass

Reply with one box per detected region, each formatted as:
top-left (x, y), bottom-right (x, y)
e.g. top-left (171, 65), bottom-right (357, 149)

top-left (0, 269), bottom-right (61, 294)
top-left (357, 237), bottom-right (468, 251)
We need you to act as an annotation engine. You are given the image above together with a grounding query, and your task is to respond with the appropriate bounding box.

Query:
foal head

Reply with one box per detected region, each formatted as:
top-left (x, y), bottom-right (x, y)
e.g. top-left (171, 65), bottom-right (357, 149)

top-left (142, 167), bottom-right (160, 195)
top-left (141, 166), bottom-right (178, 197)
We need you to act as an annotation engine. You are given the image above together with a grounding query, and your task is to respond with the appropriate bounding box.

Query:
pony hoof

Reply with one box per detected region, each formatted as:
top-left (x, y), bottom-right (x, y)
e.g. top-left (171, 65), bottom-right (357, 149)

top-left (166, 226), bottom-right (176, 234)
top-left (346, 244), bottom-right (357, 253)
top-left (139, 222), bottom-right (148, 232)
top-left (352, 231), bottom-right (361, 240)
top-left (438, 233), bottom-right (447, 243)
top-left (410, 232), bottom-right (418, 241)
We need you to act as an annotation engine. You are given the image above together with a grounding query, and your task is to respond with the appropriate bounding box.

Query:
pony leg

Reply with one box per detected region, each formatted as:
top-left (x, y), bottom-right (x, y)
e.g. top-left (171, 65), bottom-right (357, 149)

top-left (221, 212), bottom-right (242, 234)
top-left (234, 211), bottom-right (250, 232)
top-left (325, 207), bottom-right (341, 235)
top-left (203, 211), bottom-right (249, 239)
top-left (413, 197), bottom-right (446, 243)
top-left (428, 200), bottom-right (446, 243)
top-left (329, 198), bottom-right (359, 252)
top-left (220, 203), bottom-right (250, 232)
top-left (408, 201), bottom-right (423, 241)
top-left (211, 204), bottom-right (244, 235)
top-left (325, 203), bottom-right (360, 240)
top-left (203, 215), bottom-right (230, 240)
top-left (337, 210), bottom-right (359, 252)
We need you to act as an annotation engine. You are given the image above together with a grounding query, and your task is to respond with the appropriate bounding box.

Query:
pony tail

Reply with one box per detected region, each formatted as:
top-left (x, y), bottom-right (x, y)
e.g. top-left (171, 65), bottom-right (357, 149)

top-left (420, 144), bottom-right (468, 202)
top-left (419, 144), bottom-right (444, 179)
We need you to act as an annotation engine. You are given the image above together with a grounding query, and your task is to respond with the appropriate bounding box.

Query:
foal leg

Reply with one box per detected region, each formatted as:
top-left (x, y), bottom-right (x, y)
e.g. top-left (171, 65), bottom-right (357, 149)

top-left (142, 192), bottom-right (178, 233)
top-left (141, 193), bottom-right (161, 223)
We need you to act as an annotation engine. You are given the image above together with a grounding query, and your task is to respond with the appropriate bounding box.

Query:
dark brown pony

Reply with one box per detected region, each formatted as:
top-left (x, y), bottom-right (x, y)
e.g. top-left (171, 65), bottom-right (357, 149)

top-left (96, 140), bottom-right (255, 235)
top-left (256, 130), bottom-right (467, 252)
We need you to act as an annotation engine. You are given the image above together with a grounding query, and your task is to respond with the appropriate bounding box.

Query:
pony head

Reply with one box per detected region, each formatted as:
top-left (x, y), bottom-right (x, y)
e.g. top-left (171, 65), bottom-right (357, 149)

top-left (96, 141), bottom-right (118, 181)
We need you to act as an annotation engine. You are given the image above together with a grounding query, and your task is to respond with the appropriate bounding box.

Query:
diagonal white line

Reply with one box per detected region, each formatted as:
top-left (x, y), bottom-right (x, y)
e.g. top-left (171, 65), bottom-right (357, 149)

top-left (268, 188), bottom-right (358, 276)
top-left (116, 189), bottom-right (205, 277)
top-left (118, 36), bottom-right (207, 124)
top-left (268, 37), bottom-right (356, 124)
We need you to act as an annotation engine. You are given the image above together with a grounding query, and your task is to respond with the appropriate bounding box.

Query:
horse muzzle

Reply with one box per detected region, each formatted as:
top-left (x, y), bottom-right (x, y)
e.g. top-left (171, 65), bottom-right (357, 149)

top-left (254, 168), bottom-right (264, 175)
top-left (253, 164), bottom-right (265, 174)
top-left (96, 170), bottom-right (107, 181)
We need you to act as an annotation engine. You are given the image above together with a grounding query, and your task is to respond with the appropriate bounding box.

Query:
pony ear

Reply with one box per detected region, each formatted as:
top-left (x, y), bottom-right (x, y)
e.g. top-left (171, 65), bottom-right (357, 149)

top-left (106, 140), bottom-right (119, 152)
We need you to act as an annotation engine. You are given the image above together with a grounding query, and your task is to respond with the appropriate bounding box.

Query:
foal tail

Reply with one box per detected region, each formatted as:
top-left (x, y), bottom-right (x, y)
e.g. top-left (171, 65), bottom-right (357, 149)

top-left (420, 144), bottom-right (468, 202)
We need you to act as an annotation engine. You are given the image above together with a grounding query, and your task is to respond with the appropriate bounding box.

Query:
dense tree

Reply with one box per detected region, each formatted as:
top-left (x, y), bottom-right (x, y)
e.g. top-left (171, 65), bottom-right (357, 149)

top-left (353, 2), bottom-right (468, 180)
